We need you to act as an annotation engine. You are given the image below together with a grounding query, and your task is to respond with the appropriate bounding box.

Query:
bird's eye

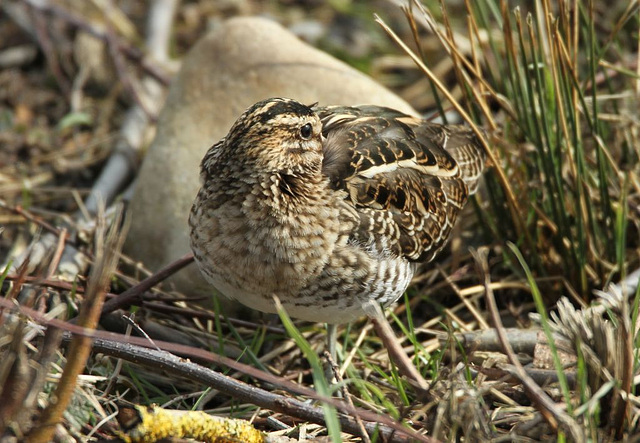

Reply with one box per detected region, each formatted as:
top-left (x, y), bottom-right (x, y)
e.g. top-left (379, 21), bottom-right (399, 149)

top-left (300, 123), bottom-right (313, 140)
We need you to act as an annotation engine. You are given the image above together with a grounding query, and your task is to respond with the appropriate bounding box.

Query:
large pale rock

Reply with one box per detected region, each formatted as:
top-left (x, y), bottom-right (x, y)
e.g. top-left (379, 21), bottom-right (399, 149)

top-left (126, 16), bottom-right (416, 296)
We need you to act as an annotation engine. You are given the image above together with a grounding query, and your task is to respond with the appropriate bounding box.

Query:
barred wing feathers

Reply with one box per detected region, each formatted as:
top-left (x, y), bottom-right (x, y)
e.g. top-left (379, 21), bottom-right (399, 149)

top-left (317, 105), bottom-right (485, 262)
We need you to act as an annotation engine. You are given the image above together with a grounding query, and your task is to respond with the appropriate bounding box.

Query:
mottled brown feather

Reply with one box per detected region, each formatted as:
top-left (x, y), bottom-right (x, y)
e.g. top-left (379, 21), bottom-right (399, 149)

top-left (317, 104), bottom-right (486, 262)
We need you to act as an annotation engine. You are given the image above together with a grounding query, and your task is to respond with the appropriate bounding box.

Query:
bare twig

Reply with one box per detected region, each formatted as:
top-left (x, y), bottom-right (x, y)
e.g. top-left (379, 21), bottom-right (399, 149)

top-left (367, 303), bottom-right (430, 396)
top-left (474, 364), bottom-right (577, 387)
top-left (451, 328), bottom-right (540, 355)
top-left (5, 252), bottom-right (32, 302)
top-left (104, 27), bottom-right (156, 120)
top-left (146, 0), bottom-right (177, 64)
top-left (92, 338), bottom-right (426, 442)
top-left (45, 227), bottom-right (66, 279)
top-left (0, 200), bottom-right (68, 238)
top-left (3, 273), bottom-right (287, 334)
top-left (99, 252), bottom-right (194, 316)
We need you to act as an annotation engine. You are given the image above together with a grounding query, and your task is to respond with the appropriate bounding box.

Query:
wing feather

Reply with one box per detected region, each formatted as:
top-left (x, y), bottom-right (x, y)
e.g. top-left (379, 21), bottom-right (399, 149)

top-left (317, 104), bottom-right (485, 262)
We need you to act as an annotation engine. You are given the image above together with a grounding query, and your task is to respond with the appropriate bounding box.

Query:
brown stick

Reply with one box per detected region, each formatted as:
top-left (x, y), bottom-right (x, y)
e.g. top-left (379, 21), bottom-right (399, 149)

top-left (0, 200), bottom-right (68, 237)
top-left (91, 337), bottom-right (425, 442)
top-left (99, 252), bottom-right (194, 315)
top-left (45, 227), bottom-right (67, 279)
top-left (369, 307), bottom-right (430, 397)
top-left (105, 26), bottom-right (157, 121)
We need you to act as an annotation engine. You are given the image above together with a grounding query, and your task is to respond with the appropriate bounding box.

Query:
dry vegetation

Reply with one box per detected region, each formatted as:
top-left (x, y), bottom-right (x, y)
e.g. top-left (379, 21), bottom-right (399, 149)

top-left (1, 0), bottom-right (639, 442)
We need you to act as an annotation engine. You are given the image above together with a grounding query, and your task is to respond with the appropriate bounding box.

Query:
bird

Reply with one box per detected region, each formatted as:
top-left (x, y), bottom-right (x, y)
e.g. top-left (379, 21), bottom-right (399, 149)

top-left (189, 97), bottom-right (486, 356)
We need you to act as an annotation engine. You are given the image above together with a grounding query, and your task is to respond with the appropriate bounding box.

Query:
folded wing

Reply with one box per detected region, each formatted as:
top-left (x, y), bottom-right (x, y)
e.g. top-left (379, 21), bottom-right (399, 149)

top-left (317, 105), bottom-right (485, 262)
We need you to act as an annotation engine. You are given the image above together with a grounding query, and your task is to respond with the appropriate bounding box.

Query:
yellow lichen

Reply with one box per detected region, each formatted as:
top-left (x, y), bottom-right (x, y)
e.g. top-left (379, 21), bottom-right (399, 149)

top-left (119, 404), bottom-right (265, 443)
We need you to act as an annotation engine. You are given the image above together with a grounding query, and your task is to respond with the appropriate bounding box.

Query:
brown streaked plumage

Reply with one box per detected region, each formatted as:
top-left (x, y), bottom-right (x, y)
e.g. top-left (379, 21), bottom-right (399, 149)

top-left (189, 98), bottom-right (486, 324)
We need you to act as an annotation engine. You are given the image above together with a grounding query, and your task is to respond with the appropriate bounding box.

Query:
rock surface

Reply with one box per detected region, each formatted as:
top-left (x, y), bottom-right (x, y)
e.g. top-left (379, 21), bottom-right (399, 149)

top-left (125, 16), bottom-right (416, 297)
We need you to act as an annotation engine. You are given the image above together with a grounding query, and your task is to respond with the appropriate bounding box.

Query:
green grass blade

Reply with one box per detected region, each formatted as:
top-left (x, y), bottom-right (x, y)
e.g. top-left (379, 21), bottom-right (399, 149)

top-left (508, 242), bottom-right (574, 413)
top-left (276, 301), bottom-right (342, 441)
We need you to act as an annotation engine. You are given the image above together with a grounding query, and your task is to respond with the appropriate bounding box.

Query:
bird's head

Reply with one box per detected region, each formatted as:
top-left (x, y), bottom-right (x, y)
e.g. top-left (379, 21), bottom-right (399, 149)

top-left (221, 98), bottom-right (323, 175)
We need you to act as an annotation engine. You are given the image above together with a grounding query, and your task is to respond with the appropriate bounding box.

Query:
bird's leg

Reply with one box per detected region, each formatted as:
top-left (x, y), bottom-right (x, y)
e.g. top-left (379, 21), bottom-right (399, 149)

top-left (326, 323), bottom-right (338, 361)
top-left (324, 323), bottom-right (344, 397)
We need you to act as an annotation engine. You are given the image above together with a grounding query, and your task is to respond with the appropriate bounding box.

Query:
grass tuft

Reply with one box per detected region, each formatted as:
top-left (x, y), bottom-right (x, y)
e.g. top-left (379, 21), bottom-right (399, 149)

top-left (390, 0), bottom-right (638, 300)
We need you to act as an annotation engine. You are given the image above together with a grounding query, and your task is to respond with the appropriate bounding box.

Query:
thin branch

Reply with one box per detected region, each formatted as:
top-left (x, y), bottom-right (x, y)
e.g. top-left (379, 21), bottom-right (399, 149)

top-left (0, 200), bottom-right (68, 237)
top-left (99, 253), bottom-right (194, 315)
top-left (473, 364), bottom-right (577, 387)
top-left (368, 303), bottom-right (430, 396)
top-left (91, 338), bottom-right (424, 442)
top-left (45, 227), bottom-right (66, 279)
top-left (82, 0), bottom-right (176, 215)
top-left (146, 0), bottom-right (178, 63)
top-left (451, 328), bottom-right (540, 355)
top-left (104, 27), bottom-right (157, 121)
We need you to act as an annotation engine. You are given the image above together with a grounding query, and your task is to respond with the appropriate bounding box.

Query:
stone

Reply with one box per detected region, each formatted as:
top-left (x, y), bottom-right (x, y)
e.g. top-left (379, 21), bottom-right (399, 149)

top-left (125, 16), bottom-right (416, 297)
